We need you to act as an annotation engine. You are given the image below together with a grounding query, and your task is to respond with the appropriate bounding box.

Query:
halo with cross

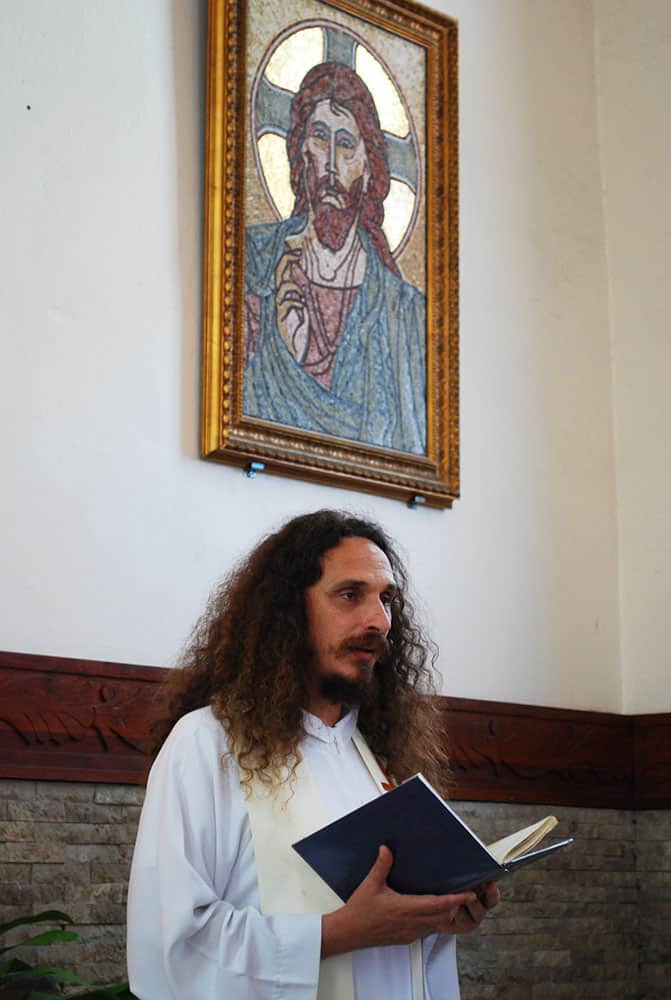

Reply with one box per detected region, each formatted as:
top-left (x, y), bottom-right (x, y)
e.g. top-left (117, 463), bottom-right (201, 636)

top-left (250, 20), bottom-right (421, 258)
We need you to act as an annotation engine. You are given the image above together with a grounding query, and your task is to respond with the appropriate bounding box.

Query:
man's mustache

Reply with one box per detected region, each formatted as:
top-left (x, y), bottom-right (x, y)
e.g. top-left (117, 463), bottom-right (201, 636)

top-left (336, 633), bottom-right (390, 660)
top-left (304, 155), bottom-right (364, 209)
top-left (316, 176), bottom-right (349, 204)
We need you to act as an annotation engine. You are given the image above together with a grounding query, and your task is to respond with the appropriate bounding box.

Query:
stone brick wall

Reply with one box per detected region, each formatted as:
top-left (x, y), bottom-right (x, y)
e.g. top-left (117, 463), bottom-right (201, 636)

top-left (455, 802), bottom-right (670, 1000)
top-left (1, 779), bottom-right (669, 998)
top-left (0, 778), bottom-right (142, 987)
top-left (455, 801), bottom-right (640, 1000)
top-left (637, 810), bottom-right (671, 999)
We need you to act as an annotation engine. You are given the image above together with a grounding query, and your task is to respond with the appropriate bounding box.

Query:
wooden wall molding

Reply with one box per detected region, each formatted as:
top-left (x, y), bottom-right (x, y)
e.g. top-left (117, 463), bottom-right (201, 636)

top-left (439, 696), bottom-right (635, 808)
top-left (633, 713), bottom-right (671, 809)
top-left (1, 651), bottom-right (668, 808)
top-left (0, 650), bottom-right (161, 784)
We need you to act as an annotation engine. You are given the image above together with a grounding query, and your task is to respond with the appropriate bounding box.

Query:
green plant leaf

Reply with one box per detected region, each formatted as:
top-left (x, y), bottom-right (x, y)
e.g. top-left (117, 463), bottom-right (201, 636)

top-left (61, 988), bottom-right (137, 1000)
top-left (0, 910), bottom-right (74, 936)
top-left (26, 985), bottom-right (138, 1000)
top-left (0, 910), bottom-right (139, 999)
top-left (0, 955), bottom-right (33, 976)
top-left (4, 963), bottom-right (86, 985)
top-left (0, 929), bottom-right (84, 955)
top-left (95, 986), bottom-right (135, 997)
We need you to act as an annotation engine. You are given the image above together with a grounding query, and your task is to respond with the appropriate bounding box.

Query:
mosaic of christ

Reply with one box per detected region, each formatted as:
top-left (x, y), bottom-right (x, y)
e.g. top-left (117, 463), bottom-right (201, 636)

top-left (243, 19), bottom-right (427, 456)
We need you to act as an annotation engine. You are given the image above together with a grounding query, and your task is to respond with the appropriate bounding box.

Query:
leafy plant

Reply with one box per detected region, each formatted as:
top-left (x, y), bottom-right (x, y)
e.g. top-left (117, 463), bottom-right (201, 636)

top-left (0, 910), bottom-right (136, 1000)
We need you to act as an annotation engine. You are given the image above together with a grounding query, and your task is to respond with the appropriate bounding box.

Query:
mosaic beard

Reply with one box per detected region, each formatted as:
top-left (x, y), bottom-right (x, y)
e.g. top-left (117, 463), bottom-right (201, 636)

top-left (306, 166), bottom-right (366, 253)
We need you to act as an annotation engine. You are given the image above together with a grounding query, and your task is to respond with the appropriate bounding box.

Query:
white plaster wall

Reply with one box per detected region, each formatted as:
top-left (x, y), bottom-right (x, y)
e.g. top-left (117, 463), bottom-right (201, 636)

top-left (594, 0), bottom-right (671, 714)
top-left (1, 0), bottom-right (622, 710)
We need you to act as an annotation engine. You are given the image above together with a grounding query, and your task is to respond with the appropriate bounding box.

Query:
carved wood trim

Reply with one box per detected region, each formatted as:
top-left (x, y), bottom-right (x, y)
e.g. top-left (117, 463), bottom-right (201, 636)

top-left (632, 713), bottom-right (671, 809)
top-left (0, 650), bottom-right (163, 784)
top-left (439, 696), bottom-right (635, 808)
top-left (0, 651), bottom-right (668, 808)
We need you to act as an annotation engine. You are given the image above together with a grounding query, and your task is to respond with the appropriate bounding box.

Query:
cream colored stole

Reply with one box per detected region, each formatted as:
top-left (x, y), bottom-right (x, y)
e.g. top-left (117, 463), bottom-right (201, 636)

top-left (245, 729), bottom-right (425, 1000)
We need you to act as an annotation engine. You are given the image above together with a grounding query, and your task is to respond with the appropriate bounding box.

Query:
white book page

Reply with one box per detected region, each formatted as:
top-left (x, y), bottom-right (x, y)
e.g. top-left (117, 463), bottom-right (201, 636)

top-left (486, 816), bottom-right (558, 864)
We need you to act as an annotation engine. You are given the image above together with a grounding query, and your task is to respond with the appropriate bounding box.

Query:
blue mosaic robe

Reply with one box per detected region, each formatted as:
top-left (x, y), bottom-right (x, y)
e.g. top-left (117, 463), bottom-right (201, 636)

top-left (243, 217), bottom-right (427, 456)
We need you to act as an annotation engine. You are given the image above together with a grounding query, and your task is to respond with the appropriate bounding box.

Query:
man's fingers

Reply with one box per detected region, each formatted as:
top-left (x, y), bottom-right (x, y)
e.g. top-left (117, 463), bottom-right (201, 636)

top-left (375, 845), bottom-right (394, 880)
top-left (475, 881), bottom-right (501, 911)
top-left (362, 845), bottom-right (394, 888)
top-left (277, 285), bottom-right (304, 306)
top-left (361, 851), bottom-right (479, 915)
top-left (458, 882), bottom-right (500, 930)
top-left (462, 898), bottom-right (486, 925)
top-left (483, 882), bottom-right (501, 909)
top-left (275, 250), bottom-right (301, 283)
top-left (409, 891), bottom-right (477, 916)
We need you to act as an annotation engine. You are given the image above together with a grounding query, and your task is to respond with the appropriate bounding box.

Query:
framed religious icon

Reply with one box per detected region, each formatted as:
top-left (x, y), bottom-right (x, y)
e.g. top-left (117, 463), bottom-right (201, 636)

top-left (201, 0), bottom-right (459, 507)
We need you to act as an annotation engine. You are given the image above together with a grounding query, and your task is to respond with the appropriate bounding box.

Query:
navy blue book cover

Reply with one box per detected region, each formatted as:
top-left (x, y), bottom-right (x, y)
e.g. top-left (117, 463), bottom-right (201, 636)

top-left (292, 774), bottom-right (572, 902)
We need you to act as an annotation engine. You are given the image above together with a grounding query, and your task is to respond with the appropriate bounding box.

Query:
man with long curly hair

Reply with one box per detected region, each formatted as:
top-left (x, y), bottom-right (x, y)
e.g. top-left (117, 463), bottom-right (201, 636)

top-left (127, 510), bottom-right (498, 1000)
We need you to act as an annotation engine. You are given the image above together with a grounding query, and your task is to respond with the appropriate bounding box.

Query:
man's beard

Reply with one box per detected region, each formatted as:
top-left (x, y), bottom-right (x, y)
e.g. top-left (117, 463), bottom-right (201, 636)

top-left (316, 633), bottom-right (389, 706)
top-left (305, 160), bottom-right (366, 253)
top-left (318, 671), bottom-right (374, 707)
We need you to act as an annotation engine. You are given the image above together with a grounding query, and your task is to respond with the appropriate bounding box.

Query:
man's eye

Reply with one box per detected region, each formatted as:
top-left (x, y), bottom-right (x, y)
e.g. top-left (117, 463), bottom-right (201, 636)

top-left (311, 126), bottom-right (328, 141)
top-left (336, 134), bottom-right (355, 149)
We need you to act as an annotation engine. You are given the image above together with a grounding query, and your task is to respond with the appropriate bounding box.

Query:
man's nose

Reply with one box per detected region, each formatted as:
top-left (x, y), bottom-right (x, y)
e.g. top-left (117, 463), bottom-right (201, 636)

top-left (362, 598), bottom-right (391, 634)
top-left (326, 133), bottom-right (337, 181)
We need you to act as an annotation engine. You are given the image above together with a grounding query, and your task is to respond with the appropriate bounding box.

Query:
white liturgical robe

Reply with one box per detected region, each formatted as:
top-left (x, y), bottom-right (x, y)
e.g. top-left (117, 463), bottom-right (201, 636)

top-left (127, 706), bottom-right (460, 1000)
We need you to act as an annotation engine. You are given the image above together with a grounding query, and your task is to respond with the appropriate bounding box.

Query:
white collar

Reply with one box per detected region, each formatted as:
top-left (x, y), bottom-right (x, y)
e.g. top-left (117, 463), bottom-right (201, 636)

top-left (301, 705), bottom-right (359, 745)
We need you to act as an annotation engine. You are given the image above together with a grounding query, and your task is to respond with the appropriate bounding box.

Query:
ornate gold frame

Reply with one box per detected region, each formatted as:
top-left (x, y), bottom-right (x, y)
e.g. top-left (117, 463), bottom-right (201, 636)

top-left (201, 0), bottom-right (459, 507)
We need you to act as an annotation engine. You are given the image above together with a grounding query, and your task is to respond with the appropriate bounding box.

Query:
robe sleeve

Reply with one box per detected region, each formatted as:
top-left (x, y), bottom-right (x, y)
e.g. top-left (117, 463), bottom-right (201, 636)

top-left (127, 713), bottom-right (322, 1000)
top-left (423, 932), bottom-right (461, 1000)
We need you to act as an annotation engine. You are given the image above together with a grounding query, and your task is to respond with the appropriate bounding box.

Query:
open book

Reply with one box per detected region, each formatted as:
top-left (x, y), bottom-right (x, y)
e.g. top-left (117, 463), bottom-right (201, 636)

top-left (293, 773), bottom-right (572, 901)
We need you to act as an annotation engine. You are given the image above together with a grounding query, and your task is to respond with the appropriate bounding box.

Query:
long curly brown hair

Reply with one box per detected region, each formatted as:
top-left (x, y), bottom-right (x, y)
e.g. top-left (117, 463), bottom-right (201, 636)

top-left (149, 510), bottom-right (452, 796)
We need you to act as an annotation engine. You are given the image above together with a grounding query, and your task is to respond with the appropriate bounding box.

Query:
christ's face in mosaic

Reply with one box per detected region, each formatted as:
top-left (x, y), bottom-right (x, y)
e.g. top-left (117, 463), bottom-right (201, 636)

top-left (302, 99), bottom-right (369, 198)
top-left (301, 99), bottom-right (369, 251)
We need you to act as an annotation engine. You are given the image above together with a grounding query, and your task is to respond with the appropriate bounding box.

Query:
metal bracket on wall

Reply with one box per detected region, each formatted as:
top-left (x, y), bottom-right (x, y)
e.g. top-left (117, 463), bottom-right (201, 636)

top-left (244, 460), bottom-right (266, 479)
top-left (407, 494), bottom-right (427, 509)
